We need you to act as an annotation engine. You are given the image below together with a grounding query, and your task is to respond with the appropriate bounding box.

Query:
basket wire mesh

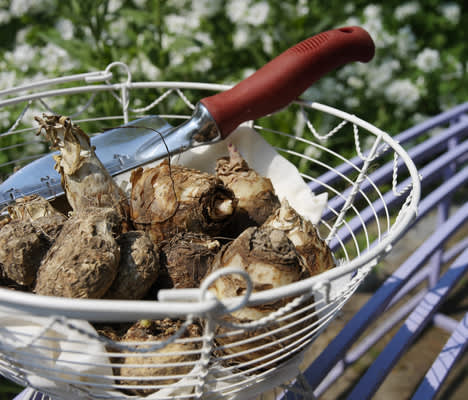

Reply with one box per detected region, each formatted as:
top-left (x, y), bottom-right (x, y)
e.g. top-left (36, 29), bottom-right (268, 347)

top-left (0, 63), bottom-right (420, 399)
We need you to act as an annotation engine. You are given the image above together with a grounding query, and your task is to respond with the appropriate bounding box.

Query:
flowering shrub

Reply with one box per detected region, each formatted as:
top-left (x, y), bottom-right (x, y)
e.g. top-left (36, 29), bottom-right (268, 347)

top-left (0, 0), bottom-right (467, 175)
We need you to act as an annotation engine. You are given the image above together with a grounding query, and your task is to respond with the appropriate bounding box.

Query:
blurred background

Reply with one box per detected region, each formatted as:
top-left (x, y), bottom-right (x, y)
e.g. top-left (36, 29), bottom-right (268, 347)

top-left (0, 0), bottom-right (467, 175)
top-left (1, 0), bottom-right (467, 131)
top-left (0, 0), bottom-right (467, 397)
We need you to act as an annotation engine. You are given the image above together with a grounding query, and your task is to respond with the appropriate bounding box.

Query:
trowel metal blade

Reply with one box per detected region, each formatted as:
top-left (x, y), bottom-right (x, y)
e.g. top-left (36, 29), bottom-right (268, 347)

top-left (0, 115), bottom-right (173, 208)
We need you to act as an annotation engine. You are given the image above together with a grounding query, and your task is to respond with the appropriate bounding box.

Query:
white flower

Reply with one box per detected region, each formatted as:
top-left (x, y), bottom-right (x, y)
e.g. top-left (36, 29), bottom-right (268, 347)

top-left (411, 113), bottom-right (427, 126)
top-left (396, 26), bottom-right (417, 57)
top-left (395, 2), bottom-right (420, 19)
top-left (304, 144), bottom-right (322, 159)
top-left (161, 33), bottom-right (175, 49)
top-left (55, 19), bottom-right (74, 41)
top-left (191, 0), bottom-right (222, 18)
top-left (226, 0), bottom-right (251, 24)
top-left (169, 46), bottom-right (200, 67)
top-left (296, 0), bottom-right (308, 17)
top-left (192, 57), bottom-right (212, 73)
top-left (129, 55), bottom-right (160, 81)
top-left (10, 0), bottom-right (55, 16)
top-left (363, 4), bottom-right (381, 20)
top-left (367, 59), bottom-right (400, 93)
top-left (362, 16), bottom-right (393, 47)
top-left (347, 76), bottom-right (364, 89)
top-left (415, 48), bottom-right (441, 73)
top-left (241, 68), bottom-right (255, 79)
top-left (0, 71), bottom-right (16, 91)
top-left (10, 0), bottom-right (32, 16)
top-left (345, 97), bottom-right (360, 109)
top-left (439, 3), bottom-right (460, 24)
top-left (15, 27), bottom-right (31, 44)
top-left (442, 54), bottom-right (463, 80)
top-left (0, 9), bottom-right (11, 24)
top-left (363, 135), bottom-right (376, 151)
top-left (165, 14), bottom-right (200, 35)
top-left (244, 2), bottom-right (270, 26)
top-left (194, 32), bottom-right (213, 46)
top-left (233, 26), bottom-right (250, 48)
top-left (344, 16), bottom-right (360, 27)
top-left (108, 0), bottom-right (123, 13)
top-left (136, 33), bottom-right (145, 47)
top-left (170, 52), bottom-right (184, 67)
top-left (165, 14), bottom-right (187, 35)
top-left (261, 33), bottom-right (273, 54)
top-left (168, 0), bottom-right (187, 8)
top-left (133, 0), bottom-right (146, 8)
top-left (22, 105), bottom-right (46, 126)
top-left (294, 110), bottom-right (306, 139)
top-left (108, 18), bottom-right (130, 46)
top-left (5, 44), bottom-right (37, 72)
top-left (385, 79), bottom-right (420, 109)
top-left (38, 43), bottom-right (78, 73)
top-left (0, 110), bottom-right (12, 128)
top-left (344, 4), bottom-right (355, 14)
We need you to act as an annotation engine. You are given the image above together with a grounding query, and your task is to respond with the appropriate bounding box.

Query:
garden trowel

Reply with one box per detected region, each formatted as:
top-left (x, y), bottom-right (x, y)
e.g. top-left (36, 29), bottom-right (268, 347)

top-left (0, 26), bottom-right (374, 208)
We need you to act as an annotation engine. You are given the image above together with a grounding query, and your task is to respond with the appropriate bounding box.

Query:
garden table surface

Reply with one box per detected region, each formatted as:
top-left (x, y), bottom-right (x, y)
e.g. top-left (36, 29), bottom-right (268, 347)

top-left (279, 102), bottom-right (468, 399)
top-left (10, 102), bottom-right (468, 400)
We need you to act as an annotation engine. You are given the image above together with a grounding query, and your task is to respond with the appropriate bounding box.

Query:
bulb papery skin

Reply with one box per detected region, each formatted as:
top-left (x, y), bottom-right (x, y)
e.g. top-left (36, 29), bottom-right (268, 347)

top-left (117, 319), bottom-right (202, 396)
top-left (265, 199), bottom-right (335, 276)
top-left (34, 207), bottom-right (121, 299)
top-left (35, 115), bottom-right (131, 232)
top-left (0, 195), bottom-right (66, 287)
top-left (130, 160), bottom-right (236, 243)
top-left (158, 231), bottom-right (220, 289)
top-left (205, 225), bottom-right (313, 369)
top-left (216, 144), bottom-right (280, 235)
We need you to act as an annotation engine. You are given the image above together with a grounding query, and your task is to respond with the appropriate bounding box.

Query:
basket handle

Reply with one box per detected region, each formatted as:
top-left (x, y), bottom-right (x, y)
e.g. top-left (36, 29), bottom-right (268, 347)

top-left (200, 26), bottom-right (375, 138)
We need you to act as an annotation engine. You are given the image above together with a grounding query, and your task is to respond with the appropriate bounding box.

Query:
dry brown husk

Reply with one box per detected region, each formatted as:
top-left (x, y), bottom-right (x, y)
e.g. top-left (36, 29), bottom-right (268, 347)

top-left (130, 159), bottom-right (237, 243)
top-left (117, 318), bottom-right (202, 396)
top-left (34, 207), bottom-right (121, 298)
top-left (206, 225), bottom-right (313, 369)
top-left (158, 232), bottom-right (220, 289)
top-left (0, 195), bottom-right (66, 287)
top-left (265, 199), bottom-right (335, 276)
top-left (215, 144), bottom-right (280, 235)
top-left (35, 114), bottom-right (131, 231)
top-left (0, 220), bottom-right (51, 287)
top-left (104, 230), bottom-right (160, 300)
top-left (7, 194), bottom-right (66, 222)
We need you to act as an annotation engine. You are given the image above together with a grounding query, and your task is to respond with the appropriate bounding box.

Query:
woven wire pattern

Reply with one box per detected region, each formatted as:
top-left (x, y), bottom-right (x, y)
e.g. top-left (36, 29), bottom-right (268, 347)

top-left (0, 64), bottom-right (419, 399)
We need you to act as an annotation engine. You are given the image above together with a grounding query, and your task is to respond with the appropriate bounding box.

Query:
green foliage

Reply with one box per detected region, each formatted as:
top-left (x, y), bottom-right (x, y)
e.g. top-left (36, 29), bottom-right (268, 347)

top-left (0, 376), bottom-right (22, 398)
top-left (0, 0), bottom-right (467, 178)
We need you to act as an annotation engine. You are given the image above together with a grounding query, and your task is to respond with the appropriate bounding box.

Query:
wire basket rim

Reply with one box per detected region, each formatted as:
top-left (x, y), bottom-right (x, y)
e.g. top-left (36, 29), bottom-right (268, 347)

top-left (0, 70), bottom-right (421, 321)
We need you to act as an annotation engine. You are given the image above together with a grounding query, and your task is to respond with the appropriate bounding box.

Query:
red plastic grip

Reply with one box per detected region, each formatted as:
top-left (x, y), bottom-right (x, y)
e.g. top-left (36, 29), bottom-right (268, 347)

top-left (200, 26), bottom-right (375, 138)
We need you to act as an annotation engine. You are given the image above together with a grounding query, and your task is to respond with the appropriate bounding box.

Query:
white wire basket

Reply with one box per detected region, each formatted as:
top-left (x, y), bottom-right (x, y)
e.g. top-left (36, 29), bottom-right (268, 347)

top-left (0, 63), bottom-right (420, 400)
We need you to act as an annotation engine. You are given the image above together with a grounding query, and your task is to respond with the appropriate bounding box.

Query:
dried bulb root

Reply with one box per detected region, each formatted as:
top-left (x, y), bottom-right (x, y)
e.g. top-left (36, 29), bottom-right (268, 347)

top-left (265, 199), bottom-right (335, 275)
top-left (216, 144), bottom-right (280, 234)
top-left (158, 232), bottom-right (220, 289)
top-left (130, 160), bottom-right (236, 243)
top-left (208, 225), bottom-right (304, 321)
top-left (34, 207), bottom-right (121, 298)
top-left (0, 221), bottom-right (50, 287)
top-left (118, 319), bottom-right (202, 396)
top-left (0, 195), bottom-right (67, 287)
top-left (206, 225), bottom-right (312, 368)
top-left (7, 194), bottom-right (65, 221)
top-left (35, 114), bottom-right (131, 231)
top-left (104, 231), bottom-right (160, 300)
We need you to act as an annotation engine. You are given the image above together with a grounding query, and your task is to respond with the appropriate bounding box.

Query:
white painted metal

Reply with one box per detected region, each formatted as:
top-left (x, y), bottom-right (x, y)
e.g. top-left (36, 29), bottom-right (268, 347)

top-left (0, 63), bottom-right (420, 399)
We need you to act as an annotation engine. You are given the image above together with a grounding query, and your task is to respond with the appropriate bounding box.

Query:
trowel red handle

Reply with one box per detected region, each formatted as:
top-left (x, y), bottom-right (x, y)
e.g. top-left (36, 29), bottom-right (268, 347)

top-left (200, 26), bottom-right (375, 138)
